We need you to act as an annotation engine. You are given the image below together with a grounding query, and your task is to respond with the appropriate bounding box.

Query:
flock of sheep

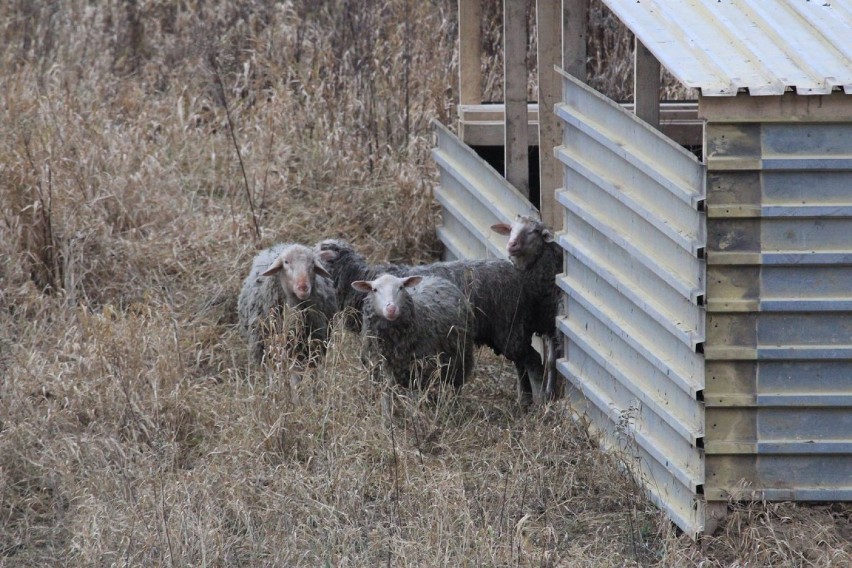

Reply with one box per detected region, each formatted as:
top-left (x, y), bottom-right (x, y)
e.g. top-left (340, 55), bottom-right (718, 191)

top-left (237, 214), bottom-right (562, 408)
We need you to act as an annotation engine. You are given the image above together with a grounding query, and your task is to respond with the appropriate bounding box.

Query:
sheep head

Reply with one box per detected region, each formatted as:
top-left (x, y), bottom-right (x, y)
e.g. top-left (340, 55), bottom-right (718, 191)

top-left (262, 244), bottom-right (333, 301)
top-left (352, 274), bottom-right (422, 322)
top-left (491, 214), bottom-right (554, 270)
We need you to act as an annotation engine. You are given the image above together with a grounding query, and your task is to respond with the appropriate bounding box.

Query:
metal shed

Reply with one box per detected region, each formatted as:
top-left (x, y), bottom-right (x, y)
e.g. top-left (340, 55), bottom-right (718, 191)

top-left (433, 0), bottom-right (852, 538)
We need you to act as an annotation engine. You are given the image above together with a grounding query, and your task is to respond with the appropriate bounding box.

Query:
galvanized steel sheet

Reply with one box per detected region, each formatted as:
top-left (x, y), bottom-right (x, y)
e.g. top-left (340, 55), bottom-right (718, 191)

top-left (704, 114), bottom-right (852, 505)
top-left (431, 120), bottom-right (537, 260)
top-left (602, 0), bottom-right (852, 96)
top-left (555, 71), bottom-right (707, 536)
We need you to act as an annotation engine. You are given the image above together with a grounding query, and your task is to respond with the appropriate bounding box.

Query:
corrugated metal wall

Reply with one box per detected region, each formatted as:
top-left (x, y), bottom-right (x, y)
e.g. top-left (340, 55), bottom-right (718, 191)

top-left (554, 71), bottom-right (707, 536)
top-left (431, 120), bottom-right (534, 260)
top-left (703, 99), bottom-right (852, 502)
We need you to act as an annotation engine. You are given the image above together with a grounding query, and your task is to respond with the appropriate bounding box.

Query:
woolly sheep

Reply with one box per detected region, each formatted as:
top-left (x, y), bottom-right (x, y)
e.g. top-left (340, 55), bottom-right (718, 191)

top-left (237, 243), bottom-right (338, 380)
top-left (491, 214), bottom-right (563, 401)
top-left (318, 238), bottom-right (547, 407)
top-left (351, 273), bottom-right (475, 391)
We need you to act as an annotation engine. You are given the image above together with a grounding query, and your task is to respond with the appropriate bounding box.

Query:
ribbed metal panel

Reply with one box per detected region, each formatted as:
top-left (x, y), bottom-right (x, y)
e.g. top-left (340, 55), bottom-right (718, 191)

top-left (431, 120), bottom-right (535, 260)
top-left (704, 109), bottom-right (852, 502)
top-left (555, 71), bottom-right (707, 536)
top-left (601, 0), bottom-right (852, 96)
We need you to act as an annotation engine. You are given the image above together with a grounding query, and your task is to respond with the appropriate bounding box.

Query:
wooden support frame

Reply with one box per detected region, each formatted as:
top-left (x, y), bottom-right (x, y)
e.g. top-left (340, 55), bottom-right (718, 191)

top-left (537, 0), bottom-right (562, 229)
top-left (562, 0), bottom-right (588, 80)
top-left (634, 38), bottom-right (661, 128)
top-left (504, 0), bottom-right (529, 197)
top-left (459, 0), bottom-right (482, 106)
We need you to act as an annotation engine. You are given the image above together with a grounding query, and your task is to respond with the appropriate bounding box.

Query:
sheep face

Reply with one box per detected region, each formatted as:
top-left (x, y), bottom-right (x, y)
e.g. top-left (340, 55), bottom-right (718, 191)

top-left (491, 214), bottom-right (554, 270)
top-left (262, 245), bottom-right (333, 302)
top-left (351, 274), bottom-right (423, 322)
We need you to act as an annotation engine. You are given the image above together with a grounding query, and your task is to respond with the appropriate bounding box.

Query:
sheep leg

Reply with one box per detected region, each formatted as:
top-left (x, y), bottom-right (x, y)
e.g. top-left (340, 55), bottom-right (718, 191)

top-left (543, 334), bottom-right (560, 401)
top-left (248, 329), bottom-right (265, 365)
top-left (458, 346), bottom-right (475, 391)
top-left (513, 361), bottom-right (533, 408)
top-left (514, 345), bottom-right (544, 407)
top-left (526, 349), bottom-right (545, 405)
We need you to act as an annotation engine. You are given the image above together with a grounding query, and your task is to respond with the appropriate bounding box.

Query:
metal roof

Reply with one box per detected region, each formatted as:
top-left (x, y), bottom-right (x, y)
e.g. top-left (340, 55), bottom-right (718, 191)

top-left (601, 0), bottom-right (852, 96)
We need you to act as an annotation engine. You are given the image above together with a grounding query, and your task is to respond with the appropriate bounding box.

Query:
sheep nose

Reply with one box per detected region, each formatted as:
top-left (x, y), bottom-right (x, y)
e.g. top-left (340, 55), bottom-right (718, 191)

top-left (384, 304), bottom-right (398, 321)
top-left (295, 283), bottom-right (310, 300)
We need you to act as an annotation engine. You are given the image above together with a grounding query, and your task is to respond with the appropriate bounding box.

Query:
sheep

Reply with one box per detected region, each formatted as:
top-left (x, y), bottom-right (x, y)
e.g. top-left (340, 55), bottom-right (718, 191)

top-left (351, 273), bottom-right (474, 392)
top-left (313, 239), bottom-right (409, 333)
top-left (317, 238), bottom-right (547, 407)
top-left (491, 214), bottom-right (563, 401)
top-left (237, 243), bottom-right (338, 383)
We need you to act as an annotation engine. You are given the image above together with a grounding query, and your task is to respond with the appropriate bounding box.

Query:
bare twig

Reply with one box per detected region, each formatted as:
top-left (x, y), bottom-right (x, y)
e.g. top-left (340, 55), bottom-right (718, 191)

top-left (210, 53), bottom-right (261, 245)
top-left (387, 411), bottom-right (402, 568)
top-left (498, 469), bottom-right (511, 536)
top-left (402, 0), bottom-right (411, 145)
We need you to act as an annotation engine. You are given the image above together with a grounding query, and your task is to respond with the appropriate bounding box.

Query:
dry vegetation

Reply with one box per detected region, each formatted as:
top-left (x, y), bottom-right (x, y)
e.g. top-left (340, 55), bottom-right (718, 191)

top-left (1, 1), bottom-right (850, 566)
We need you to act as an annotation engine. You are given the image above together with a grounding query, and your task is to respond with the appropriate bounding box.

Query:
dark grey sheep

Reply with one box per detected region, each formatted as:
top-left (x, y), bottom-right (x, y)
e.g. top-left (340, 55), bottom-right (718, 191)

top-left (491, 214), bottom-right (562, 401)
top-left (317, 238), bottom-right (547, 407)
top-left (237, 243), bottom-right (337, 381)
top-left (351, 273), bottom-right (474, 391)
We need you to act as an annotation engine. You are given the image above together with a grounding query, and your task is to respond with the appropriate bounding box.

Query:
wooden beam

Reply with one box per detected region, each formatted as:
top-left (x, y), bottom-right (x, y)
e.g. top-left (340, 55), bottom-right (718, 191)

top-left (459, 102), bottom-right (703, 147)
top-left (537, 0), bottom-right (562, 229)
top-left (459, 0), bottom-right (482, 106)
top-left (634, 38), bottom-right (661, 128)
top-left (504, 0), bottom-right (529, 196)
top-left (562, 0), bottom-right (588, 81)
top-left (699, 91), bottom-right (852, 122)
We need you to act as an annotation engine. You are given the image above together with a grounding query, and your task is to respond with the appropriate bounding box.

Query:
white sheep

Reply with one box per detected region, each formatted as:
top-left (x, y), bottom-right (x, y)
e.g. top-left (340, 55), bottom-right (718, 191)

top-left (237, 243), bottom-right (337, 383)
top-left (351, 273), bottom-right (475, 392)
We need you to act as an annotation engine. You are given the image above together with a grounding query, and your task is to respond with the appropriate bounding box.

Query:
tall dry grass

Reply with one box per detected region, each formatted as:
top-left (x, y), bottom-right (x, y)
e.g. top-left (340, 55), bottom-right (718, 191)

top-left (1, 1), bottom-right (849, 566)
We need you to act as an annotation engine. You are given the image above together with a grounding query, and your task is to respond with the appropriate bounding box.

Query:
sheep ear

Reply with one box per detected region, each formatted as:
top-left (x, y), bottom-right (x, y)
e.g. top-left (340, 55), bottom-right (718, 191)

top-left (491, 223), bottom-right (511, 236)
top-left (402, 276), bottom-right (423, 288)
top-left (314, 263), bottom-right (332, 280)
top-left (318, 249), bottom-right (337, 262)
top-left (261, 258), bottom-right (284, 276)
top-left (543, 229), bottom-right (555, 243)
top-left (351, 280), bottom-right (373, 292)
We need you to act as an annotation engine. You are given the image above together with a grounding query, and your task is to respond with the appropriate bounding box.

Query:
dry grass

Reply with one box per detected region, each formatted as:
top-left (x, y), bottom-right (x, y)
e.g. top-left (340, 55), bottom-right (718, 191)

top-left (1, 1), bottom-right (850, 566)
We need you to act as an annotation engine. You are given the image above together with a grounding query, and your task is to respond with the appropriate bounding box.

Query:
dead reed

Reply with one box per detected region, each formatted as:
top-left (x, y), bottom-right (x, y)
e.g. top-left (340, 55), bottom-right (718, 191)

top-left (0, 1), bottom-right (848, 566)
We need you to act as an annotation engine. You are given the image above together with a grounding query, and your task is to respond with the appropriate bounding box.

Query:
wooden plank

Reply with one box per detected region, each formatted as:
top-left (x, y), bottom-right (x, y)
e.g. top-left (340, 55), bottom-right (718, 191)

top-left (459, 102), bottom-right (703, 147)
top-left (562, 0), bottom-right (588, 81)
top-left (458, 0), bottom-right (482, 106)
top-left (634, 38), bottom-right (661, 129)
top-left (537, 0), bottom-right (562, 230)
top-left (503, 0), bottom-right (529, 197)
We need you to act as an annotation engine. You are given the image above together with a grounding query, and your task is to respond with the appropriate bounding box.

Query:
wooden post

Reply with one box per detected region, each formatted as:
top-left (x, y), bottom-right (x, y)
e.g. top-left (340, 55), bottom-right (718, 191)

top-left (562, 0), bottom-right (588, 81)
top-left (634, 38), bottom-right (661, 129)
top-left (558, 0), bottom-right (587, 377)
top-left (537, 0), bottom-right (561, 229)
top-left (459, 0), bottom-right (482, 106)
top-left (504, 0), bottom-right (529, 197)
